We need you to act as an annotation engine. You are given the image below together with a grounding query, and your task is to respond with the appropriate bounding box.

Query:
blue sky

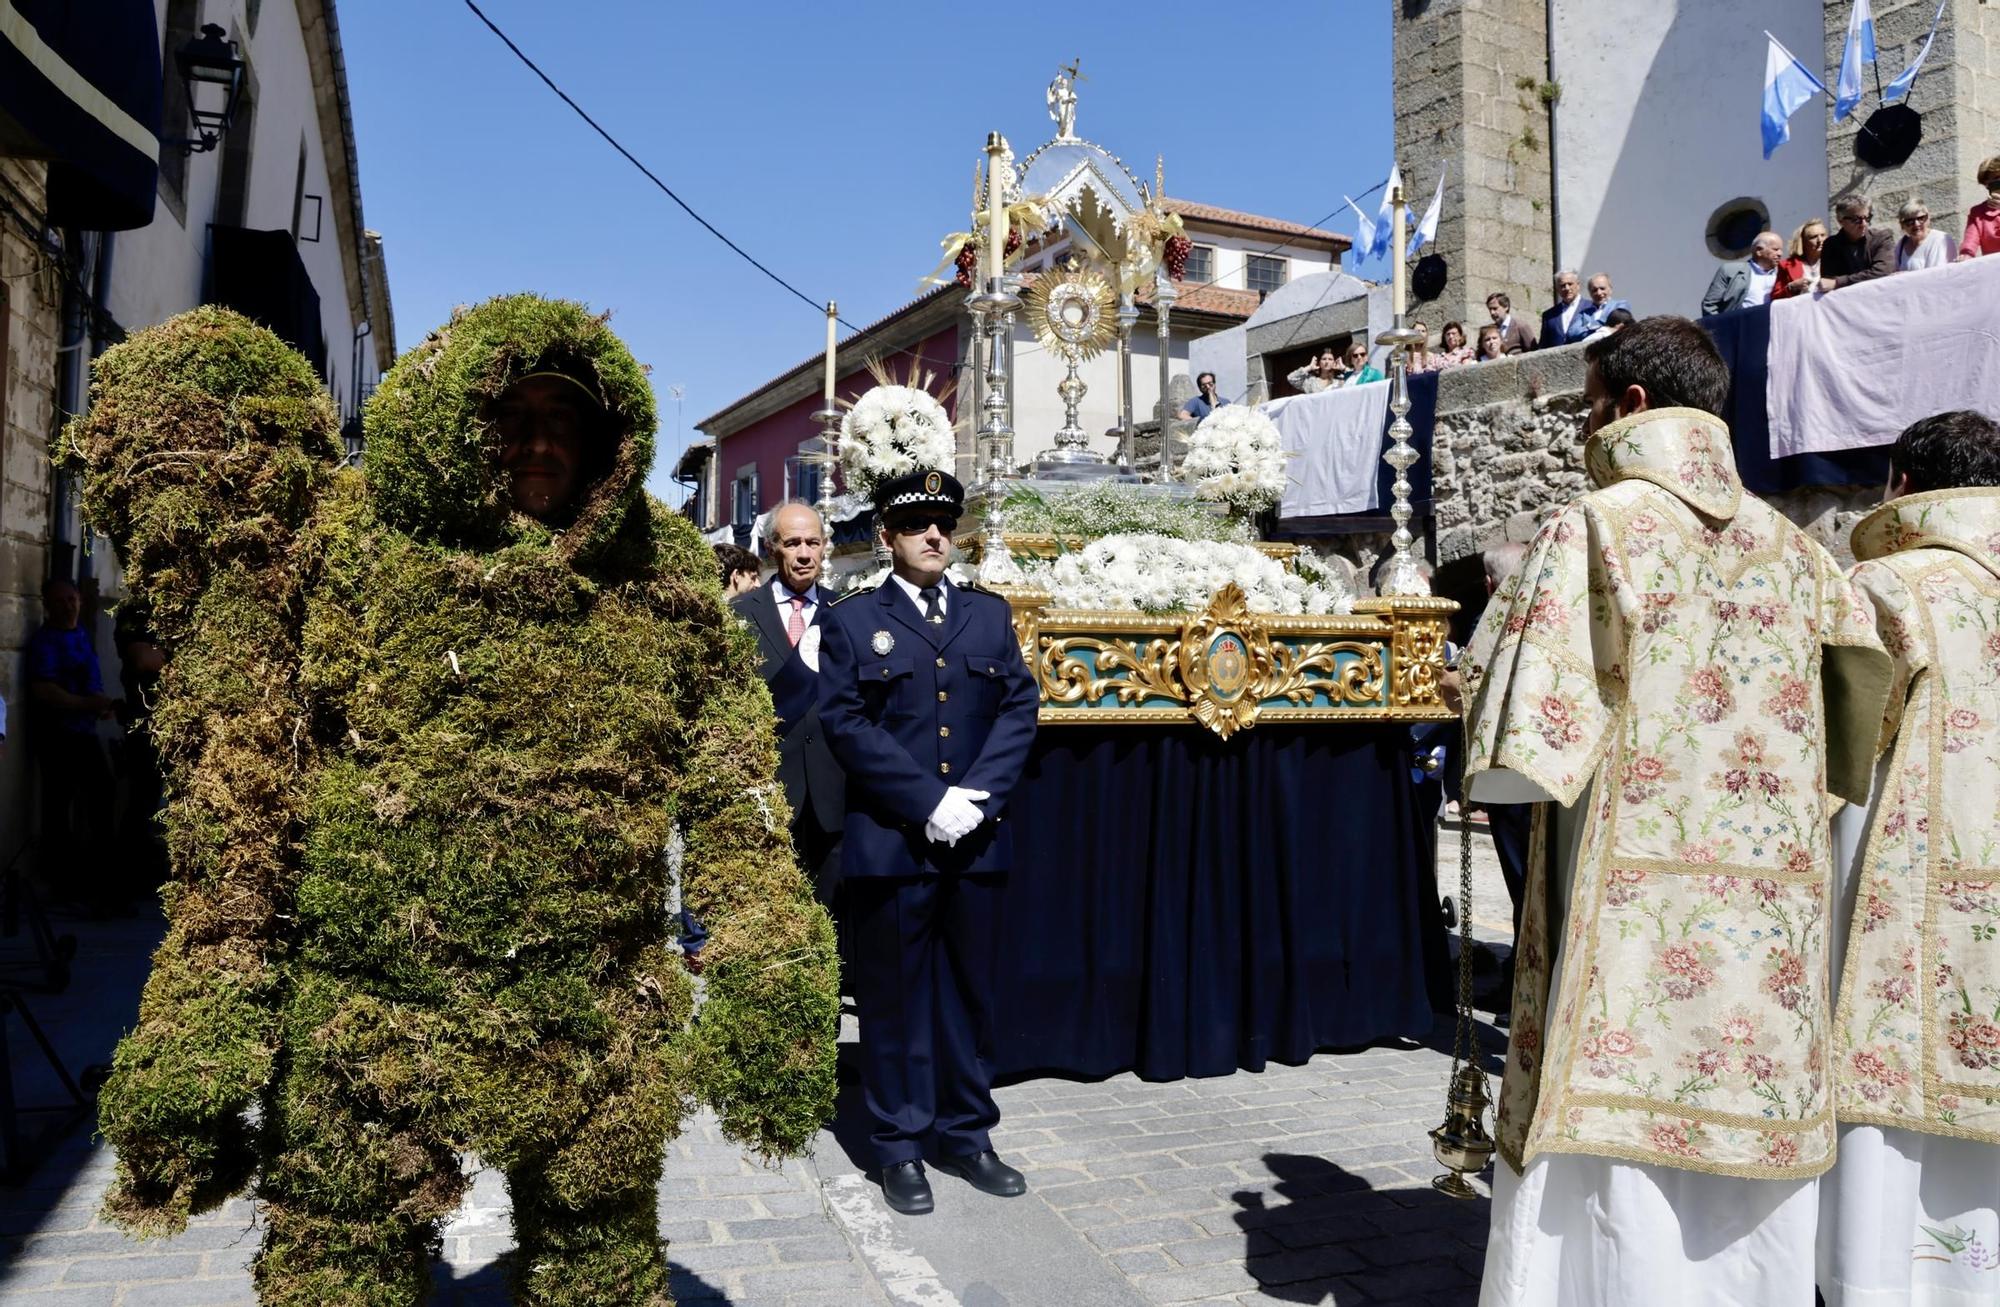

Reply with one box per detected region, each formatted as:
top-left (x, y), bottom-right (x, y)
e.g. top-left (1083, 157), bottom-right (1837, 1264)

top-left (341, 2), bottom-right (1392, 502)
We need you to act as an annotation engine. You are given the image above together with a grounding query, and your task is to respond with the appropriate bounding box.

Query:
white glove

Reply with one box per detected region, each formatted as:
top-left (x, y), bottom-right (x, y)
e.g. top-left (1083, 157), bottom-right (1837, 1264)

top-left (924, 787), bottom-right (990, 846)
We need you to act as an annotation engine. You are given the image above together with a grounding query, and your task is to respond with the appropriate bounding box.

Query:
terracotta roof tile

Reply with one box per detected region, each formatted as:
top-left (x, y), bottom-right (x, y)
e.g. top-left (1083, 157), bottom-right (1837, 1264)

top-left (1132, 281), bottom-right (1263, 319)
top-left (1162, 197), bottom-right (1348, 248)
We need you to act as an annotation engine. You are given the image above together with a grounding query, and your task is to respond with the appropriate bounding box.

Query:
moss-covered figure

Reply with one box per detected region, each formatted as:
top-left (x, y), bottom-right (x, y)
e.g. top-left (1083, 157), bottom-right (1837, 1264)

top-left (63, 298), bottom-right (839, 1305)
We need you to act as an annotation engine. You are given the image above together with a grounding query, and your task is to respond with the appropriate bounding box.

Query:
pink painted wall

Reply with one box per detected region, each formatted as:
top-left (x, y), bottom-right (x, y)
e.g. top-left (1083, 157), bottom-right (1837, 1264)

top-left (710, 323), bottom-right (962, 531)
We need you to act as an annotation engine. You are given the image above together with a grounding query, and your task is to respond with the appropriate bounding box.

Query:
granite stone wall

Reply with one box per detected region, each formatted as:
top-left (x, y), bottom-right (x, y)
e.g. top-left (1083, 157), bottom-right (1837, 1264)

top-left (1428, 341), bottom-right (1881, 568)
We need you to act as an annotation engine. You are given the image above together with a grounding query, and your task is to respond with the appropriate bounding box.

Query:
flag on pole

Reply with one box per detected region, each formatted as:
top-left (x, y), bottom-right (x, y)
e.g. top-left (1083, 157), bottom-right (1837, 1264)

top-left (1407, 164), bottom-right (1447, 260)
top-left (1883, 0), bottom-right (1946, 104)
top-left (1344, 195), bottom-right (1378, 269)
top-left (1835, 0), bottom-right (1876, 121)
top-left (1370, 164), bottom-right (1401, 262)
top-left (1763, 32), bottom-right (1827, 159)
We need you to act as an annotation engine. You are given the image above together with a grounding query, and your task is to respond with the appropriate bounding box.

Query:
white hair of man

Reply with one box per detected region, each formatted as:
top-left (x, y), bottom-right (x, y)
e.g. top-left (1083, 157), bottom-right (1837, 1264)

top-left (1483, 541), bottom-right (1529, 590)
top-left (761, 499), bottom-right (827, 552)
top-left (1554, 268), bottom-right (1579, 286)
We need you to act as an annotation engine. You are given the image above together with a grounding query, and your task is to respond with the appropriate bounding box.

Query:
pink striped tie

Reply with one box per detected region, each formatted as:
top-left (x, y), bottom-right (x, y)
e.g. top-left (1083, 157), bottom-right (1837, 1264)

top-left (786, 594), bottom-right (807, 647)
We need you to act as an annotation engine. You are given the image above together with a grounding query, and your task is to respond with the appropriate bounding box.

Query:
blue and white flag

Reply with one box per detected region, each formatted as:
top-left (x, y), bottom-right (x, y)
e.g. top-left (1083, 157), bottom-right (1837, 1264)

top-left (1408, 164), bottom-right (1446, 260)
top-left (1835, 0), bottom-right (1876, 121)
top-left (1883, 0), bottom-right (1946, 104)
top-left (1763, 32), bottom-right (1827, 159)
top-left (1344, 195), bottom-right (1378, 269)
top-left (1371, 164), bottom-right (1401, 262)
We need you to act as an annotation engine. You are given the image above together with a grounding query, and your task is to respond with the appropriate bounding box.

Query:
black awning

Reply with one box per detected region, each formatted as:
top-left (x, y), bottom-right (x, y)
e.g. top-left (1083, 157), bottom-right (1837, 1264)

top-left (0, 0), bottom-right (163, 230)
top-left (209, 226), bottom-right (327, 374)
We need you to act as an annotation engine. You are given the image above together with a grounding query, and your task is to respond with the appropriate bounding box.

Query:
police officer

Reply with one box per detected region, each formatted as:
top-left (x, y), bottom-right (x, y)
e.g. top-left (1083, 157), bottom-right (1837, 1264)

top-left (817, 468), bottom-right (1039, 1215)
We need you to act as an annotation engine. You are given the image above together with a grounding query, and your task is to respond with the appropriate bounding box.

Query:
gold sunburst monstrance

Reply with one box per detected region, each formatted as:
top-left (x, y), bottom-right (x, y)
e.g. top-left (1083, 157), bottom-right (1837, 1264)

top-left (1022, 257), bottom-right (1119, 459)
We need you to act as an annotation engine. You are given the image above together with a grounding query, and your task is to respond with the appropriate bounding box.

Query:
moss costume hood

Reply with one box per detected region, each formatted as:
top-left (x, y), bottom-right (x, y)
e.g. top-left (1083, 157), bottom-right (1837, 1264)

top-left (362, 293), bottom-right (656, 565)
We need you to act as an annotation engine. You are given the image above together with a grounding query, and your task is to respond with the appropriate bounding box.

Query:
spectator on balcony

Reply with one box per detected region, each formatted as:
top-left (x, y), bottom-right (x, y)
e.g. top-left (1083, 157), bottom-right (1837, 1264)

top-left (1178, 371), bottom-right (1229, 420)
top-left (1895, 200), bottom-right (1958, 270)
top-left (1406, 322), bottom-right (1434, 373)
top-left (1537, 270), bottom-right (1585, 347)
top-left (1486, 292), bottom-right (1537, 354)
top-left (1285, 345), bottom-right (1342, 394)
top-left (1821, 195), bottom-right (1896, 290)
top-left (1571, 274), bottom-right (1631, 340)
top-left (1701, 231), bottom-right (1784, 315)
top-left (1475, 324), bottom-right (1506, 362)
top-left (1433, 321), bottom-right (1475, 370)
top-left (1336, 340), bottom-right (1383, 387)
top-left (1776, 218), bottom-right (1828, 299)
top-left (1955, 155), bottom-right (2000, 260)
top-left (714, 542), bottom-right (761, 597)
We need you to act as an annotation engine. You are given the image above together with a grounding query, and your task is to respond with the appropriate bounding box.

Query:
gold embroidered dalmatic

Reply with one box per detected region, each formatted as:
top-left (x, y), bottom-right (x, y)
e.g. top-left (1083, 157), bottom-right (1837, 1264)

top-left (1834, 488), bottom-right (2000, 1144)
top-left (1461, 407), bottom-right (1891, 1179)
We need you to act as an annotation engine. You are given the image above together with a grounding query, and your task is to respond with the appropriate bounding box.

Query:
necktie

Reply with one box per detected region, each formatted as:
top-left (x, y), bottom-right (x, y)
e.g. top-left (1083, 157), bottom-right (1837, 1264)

top-left (786, 594), bottom-right (808, 647)
top-left (920, 586), bottom-right (944, 625)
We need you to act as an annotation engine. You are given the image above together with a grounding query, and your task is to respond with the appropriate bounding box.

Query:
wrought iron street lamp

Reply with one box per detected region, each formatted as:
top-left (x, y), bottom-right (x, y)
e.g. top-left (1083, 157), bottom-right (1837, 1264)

top-left (170, 24), bottom-right (245, 155)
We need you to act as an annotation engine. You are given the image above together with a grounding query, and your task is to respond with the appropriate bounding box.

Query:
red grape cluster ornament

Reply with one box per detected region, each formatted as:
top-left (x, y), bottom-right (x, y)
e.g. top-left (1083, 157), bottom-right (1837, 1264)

top-left (1164, 233), bottom-right (1192, 281)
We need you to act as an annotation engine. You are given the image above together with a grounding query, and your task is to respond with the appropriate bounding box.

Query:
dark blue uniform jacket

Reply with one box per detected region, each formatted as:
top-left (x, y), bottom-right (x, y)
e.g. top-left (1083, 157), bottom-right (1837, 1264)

top-left (816, 577), bottom-right (1039, 878)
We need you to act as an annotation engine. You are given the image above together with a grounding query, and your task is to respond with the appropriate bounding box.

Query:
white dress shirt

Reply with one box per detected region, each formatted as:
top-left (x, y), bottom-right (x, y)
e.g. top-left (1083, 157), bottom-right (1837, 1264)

top-left (1557, 299), bottom-right (1579, 337)
top-left (888, 572), bottom-right (948, 618)
top-left (772, 577), bottom-right (819, 626)
top-left (1742, 263), bottom-right (1778, 308)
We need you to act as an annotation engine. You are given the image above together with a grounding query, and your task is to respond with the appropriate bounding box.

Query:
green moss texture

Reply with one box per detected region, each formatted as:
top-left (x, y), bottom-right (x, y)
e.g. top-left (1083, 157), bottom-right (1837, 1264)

top-left (62, 298), bottom-right (839, 1305)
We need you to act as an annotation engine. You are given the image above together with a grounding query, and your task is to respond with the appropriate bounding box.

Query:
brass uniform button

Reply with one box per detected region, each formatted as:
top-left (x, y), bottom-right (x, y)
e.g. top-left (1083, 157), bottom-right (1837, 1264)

top-left (937, 690), bottom-right (948, 702)
top-left (936, 657), bottom-right (948, 668)
top-left (939, 761), bottom-right (952, 774)
top-left (939, 726), bottom-right (951, 738)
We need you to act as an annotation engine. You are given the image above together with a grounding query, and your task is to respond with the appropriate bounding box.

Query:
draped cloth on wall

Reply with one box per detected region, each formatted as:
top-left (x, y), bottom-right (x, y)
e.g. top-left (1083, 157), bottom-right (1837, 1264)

top-left (990, 723), bottom-right (1445, 1082)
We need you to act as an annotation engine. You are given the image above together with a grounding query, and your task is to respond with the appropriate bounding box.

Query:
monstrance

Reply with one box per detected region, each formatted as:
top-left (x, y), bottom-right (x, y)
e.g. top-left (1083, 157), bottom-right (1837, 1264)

top-left (1020, 255), bottom-right (1118, 464)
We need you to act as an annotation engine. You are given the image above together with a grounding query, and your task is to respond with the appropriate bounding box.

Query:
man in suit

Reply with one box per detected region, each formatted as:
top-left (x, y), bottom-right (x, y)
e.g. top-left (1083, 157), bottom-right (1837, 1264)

top-left (729, 500), bottom-right (844, 919)
top-left (1700, 231), bottom-right (1784, 316)
top-left (1821, 193), bottom-right (1897, 290)
top-left (1536, 269), bottom-right (1584, 348)
top-left (1571, 274), bottom-right (1631, 340)
top-left (817, 468), bottom-right (1040, 1216)
top-left (1485, 291), bottom-right (1538, 355)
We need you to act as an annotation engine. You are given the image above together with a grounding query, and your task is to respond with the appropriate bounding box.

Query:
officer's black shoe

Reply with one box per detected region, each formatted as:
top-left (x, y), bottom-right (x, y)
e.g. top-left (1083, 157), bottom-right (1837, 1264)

top-left (880, 1160), bottom-right (934, 1215)
top-left (935, 1150), bottom-right (1027, 1197)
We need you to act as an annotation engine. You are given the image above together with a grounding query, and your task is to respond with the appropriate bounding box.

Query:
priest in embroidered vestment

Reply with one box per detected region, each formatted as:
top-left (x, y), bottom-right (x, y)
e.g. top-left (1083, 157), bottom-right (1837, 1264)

top-left (1819, 410), bottom-right (2000, 1306)
top-left (1456, 317), bottom-right (1891, 1306)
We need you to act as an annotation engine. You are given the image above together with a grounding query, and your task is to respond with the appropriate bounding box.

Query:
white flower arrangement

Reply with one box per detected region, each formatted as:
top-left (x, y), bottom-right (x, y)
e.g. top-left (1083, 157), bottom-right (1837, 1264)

top-left (1181, 407), bottom-right (1289, 516)
top-left (1017, 533), bottom-right (1352, 617)
top-left (838, 384), bottom-right (956, 496)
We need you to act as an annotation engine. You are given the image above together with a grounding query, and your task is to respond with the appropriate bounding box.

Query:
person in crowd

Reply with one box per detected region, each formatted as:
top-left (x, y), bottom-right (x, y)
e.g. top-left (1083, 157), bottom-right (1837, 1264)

top-left (1286, 346), bottom-right (1342, 394)
top-left (1817, 408), bottom-right (2000, 1307)
top-left (713, 541), bottom-right (760, 596)
top-left (1487, 292), bottom-right (1538, 355)
top-left (1537, 270), bottom-right (1585, 347)
top-left (1405, 322), bottom-right (1435, 373)
top-left (1475, 323), bottom-right (1507, 361)
top-left (1433, 321), bottom-right (1475, 369)
top-left (817, 468), bottom-right (1040, 1217)
top-left (1777, 218), bottom-right (1829, 299)
top-left (26, 576), bottom-right (120, 912)
top-left (730, 500), bottom-right (845, 953)
top-left (1822, 195), bottom-right (1896, 290)
top-left (1178, 371), bottom-right (1228, 420)
top-left (1571, 274), bottom-right (1631, 339)
top-left (1338, 340), bottom-right (1384, 386)
top-left (1592, 306), bottom-right (1636, 339)
top-left (1453, 316), bottom-right (1889, 1307)
top-left (1701, 230), bottom-right (1784, 314)
top-left (1954, 154), bottom-right (2000, 260)
top-left (1894, 198), bottom-right (1958, 270)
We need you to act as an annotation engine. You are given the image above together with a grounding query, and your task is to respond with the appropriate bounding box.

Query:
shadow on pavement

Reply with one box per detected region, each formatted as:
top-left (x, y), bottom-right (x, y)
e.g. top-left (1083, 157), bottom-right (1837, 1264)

top-left (430, 1254), bottom-right (730, 1305)
top-left (1231, 1151), bottom-right (1488, 1305)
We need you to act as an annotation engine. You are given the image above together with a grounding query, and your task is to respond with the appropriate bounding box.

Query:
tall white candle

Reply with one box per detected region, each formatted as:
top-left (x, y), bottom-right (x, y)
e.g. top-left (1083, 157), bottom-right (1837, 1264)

top-left (823, 302), bottom-right (837, 406)
top-left (985, 132), bottom-right (1008, 286)
top-left (1391, 178), bottom-right (1407, 318)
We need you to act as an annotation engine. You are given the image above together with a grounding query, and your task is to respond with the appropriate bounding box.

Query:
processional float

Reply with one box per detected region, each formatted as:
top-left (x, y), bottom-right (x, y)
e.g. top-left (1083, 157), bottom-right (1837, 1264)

top-left (815, 64), bottom-right (1494, 1197)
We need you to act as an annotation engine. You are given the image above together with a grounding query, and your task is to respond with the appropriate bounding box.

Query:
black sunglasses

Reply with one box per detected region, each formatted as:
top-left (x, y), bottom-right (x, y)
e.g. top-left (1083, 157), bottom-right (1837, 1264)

top-left (888, 513), bottom-right (956, 536)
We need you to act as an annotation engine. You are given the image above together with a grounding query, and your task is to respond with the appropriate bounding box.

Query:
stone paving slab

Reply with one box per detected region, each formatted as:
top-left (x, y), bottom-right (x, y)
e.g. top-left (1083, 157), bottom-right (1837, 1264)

top-left (0, 823), bottom-right (1512, 1304)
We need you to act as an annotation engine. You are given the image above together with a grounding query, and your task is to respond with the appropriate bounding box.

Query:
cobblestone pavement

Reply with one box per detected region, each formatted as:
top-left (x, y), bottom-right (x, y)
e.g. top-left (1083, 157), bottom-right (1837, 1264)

top-left (0, 823), bottom-right (1514, 1305)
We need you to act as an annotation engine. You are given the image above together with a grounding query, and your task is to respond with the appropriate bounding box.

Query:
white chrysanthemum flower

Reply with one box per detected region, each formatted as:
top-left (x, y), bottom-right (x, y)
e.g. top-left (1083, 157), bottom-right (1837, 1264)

top-left (838, 384), bottom-right (955, 495)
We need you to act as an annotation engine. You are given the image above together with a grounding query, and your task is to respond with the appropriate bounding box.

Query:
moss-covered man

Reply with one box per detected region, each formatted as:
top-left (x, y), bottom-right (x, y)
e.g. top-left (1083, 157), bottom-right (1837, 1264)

top-left (63, 296), bottom-right (839, 1305)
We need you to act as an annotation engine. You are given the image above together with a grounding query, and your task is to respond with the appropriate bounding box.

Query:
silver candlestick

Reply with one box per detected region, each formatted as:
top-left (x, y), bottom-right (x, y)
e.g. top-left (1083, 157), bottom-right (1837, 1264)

top-left (812, 401), bottom-right (842, 524)
top-left (1153, 271), bottom-right (1178, 481)
top-left (1375, 319), bottom-right (1431, 596)
top-left (966, 276), bottom-right (1021, 574)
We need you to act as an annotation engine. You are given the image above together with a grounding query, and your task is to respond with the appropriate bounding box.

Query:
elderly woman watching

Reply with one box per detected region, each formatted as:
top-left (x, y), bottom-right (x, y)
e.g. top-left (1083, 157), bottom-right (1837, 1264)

top-left (1895, 199), bottom-right (1957, 270)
